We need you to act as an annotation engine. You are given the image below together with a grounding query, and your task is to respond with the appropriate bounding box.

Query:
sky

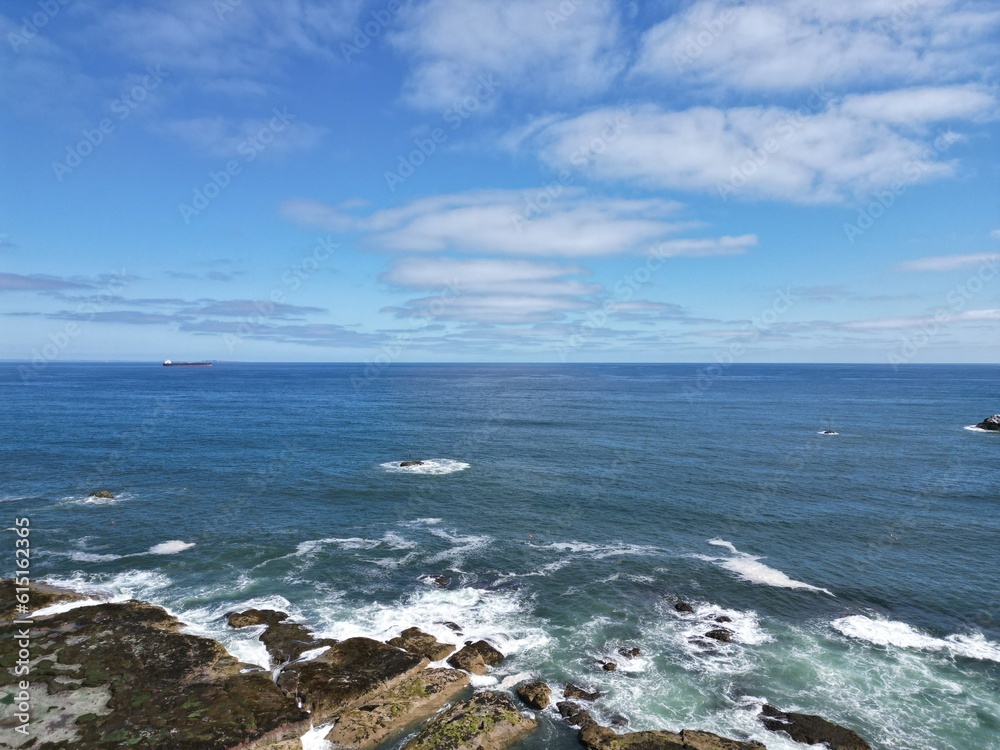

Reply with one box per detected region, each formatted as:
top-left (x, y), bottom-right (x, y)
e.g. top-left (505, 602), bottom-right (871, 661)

top-left (1, 0), bottom-right (999, 365)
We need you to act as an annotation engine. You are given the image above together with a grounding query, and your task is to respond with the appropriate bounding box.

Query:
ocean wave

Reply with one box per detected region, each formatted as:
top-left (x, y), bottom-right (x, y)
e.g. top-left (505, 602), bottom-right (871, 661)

top-left (380, 458), bottom-right (470, 475)
top-left (301, 723), bottom-right (335, 750)
top-left (702, 539), bottom-right (834, 596)
top-left (47, 550), bottom-right (124, 563)
top-left (295, 532), bottom-right (417, 558)
top-left (148, 540), bottom-right (196, 555)
top-left (831, 615), bottom-right (1000, 663)
top-left (964, 425), bottom-right (995, 433)
top-left (41, 568), bottom-right (172, 602)
top-left (33, 598), bottom-right (105, 618)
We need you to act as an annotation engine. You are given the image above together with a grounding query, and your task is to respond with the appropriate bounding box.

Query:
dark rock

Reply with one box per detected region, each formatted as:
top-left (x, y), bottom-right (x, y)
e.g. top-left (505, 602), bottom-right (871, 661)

top-left (422, 575), bottom-right (451, 587)
top-left (557, 701), bottom-right (595, 727)
top-left (516, 681), bottom-right (551, 709)
top-left (618, 646), bottom-right (642, 658)
top-left (226, 607), bottom-right (289, 629)
top-left (400, 460), bottom-right (425, 467)
top-left (564, 682), bottom-right (603, 701)
top-left (705, 628), bottom-right (733, 642)
top-left (438, 620), bottom-right (463, 632)
top-left (602, 661), bottom-right (618, 671)
top-left (446, 639), bottom-right (505, 675)
top-left (610, 713), bottom-right (630, 728)
top-left (821, 430), bottom-right (838, 435)
top-left (760, 704), bottom-right (871, 750)
top-left (0, 579), bottom-right (86, 621)
top-left (715, 616), bottom-right (733, 624)
top-left (675, 600), bottom-right (695, 613)
top-left (402, 691), bottom-right (537, 750)
top-left (277, 637), bottom-right (428, 718)
top-left (975, 414), bottom-right (1000, 431)
top-left (88, 490), bottom-right (114, 498)
top-left (388, 627), bottom-right (456, 661)
top-left (323, 668), bottom-right (469, 750)
top-left (0, 592), bottom-right (307, 749)
top-left (580, 722), bottom-right (766, 750)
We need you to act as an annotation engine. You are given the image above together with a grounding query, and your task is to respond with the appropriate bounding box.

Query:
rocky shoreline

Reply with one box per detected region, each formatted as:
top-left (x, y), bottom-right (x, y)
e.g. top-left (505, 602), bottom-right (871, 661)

top-left (1, 580), bottom-right (871, 750)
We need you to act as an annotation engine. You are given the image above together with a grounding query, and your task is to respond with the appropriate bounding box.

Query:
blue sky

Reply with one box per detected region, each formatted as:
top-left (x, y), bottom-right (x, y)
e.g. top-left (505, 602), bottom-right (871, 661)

top-left (1, 0), bottom-right (999, 364)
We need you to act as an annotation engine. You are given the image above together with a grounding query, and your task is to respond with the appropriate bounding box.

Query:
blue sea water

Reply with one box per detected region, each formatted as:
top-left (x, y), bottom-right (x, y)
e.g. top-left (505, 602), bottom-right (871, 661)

top-left (1, 362), bottom-right (998, 750)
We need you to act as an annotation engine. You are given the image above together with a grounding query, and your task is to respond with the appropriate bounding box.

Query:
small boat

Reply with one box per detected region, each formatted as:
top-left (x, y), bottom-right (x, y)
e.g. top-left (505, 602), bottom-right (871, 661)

top-left (163, 360), bottom-right (212, 367)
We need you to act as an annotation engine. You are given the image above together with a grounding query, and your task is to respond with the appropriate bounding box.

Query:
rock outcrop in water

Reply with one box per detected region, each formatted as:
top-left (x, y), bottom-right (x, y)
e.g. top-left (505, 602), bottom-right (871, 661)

top-left (759, 704), bottom-right (871, 750)
top-left (400, 460), bottom-right (425, 467)
top-left (516, 681), bottom-right (551, 709)
top-left (87, 490), bottom-right (114, 498)
top-left (579, 722), bottom-right (766, 750)
top-left (975, 414), bottom-right (1000, 431)
top-left (446, 639), bottom-right (505, 674)
top-left (228, 607), bottom-right (336, 663)
top-left (388, 626), bottom-right (456, 661)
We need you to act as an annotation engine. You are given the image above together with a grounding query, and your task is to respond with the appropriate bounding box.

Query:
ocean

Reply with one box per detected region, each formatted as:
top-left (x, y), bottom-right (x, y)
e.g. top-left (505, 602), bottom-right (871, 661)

top-left (1, 362), bottom-right (998, 750)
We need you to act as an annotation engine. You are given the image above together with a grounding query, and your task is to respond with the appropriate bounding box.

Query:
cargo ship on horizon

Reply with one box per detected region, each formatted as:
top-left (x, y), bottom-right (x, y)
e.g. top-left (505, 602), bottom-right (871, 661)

top-left (163, 360), bottom-right (212, 367)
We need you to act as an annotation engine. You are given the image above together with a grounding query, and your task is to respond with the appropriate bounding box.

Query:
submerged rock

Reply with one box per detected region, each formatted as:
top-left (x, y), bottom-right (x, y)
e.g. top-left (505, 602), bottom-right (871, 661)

top-left (558, 701), bottom-right (595, 727)
top-left (446, 639), bottom-right (505, 675)
top-left (400, 460), bottom-right (425, 467)
top-left (88, 490), bottom-right (114, 498)
top-left (675, 600), bottom-right (695, 613)
top-left (715, 616), bottom-right (733, 624)
top-left (760, 704), bottom-right (871, 750)
top-left (388, 626), bottom-right (456, 661)
top-left (705, 628), bottom-right (734, 643)
top-left (618, 646), bottom-right (641, 658)
top-left (0, 593), bottom-right (306, 749)
top-left (323, 668), bottom-right (469, 750)
top-left (516, 681), bottom-right (551, 709)
top-left (975, 414), bottom-right (1000, 431)
top-left (277, 637), bottom-right (428, 719)
top-left (564, 683), bottom-right (603, 701)
top-left (402, 691), bottom-right (537, 750)
top-left (602, 661), bottom-right (618, 671)
top-left (579, 723), bottom-right (766, 750)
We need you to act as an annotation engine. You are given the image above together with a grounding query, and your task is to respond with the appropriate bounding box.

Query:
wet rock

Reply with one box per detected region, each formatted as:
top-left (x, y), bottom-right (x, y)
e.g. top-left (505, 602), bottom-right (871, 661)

top-left (618, 646), bottom-right (641, 658)
top-left (388, 627), bottom-right (456, 661)
top-left (402, 691), bottom-right (537, 750)
top-left (975, 414), bottom-right (1000, 431)
top-left (88, 490), bottom-right (114, 498)
top-left (0, 579), bottom-right (86, 621)
top-left (602, 661), bottom-right (618, 671)
top-left (760, 704), bottom-right (871, 750)
top-left (0, 592), bottom-right (306, 749)
top-left (428, 575), bottom-right (451, 587)
top-left (227, 607), bottom-right (335, 663)
top-left (705, 628), bottom-right (733, 643)
top-left (610, 713), bottom-right (630, 728)
top-left (516, 681), bottom-right (551, 709)
top-left (715, 616), bottom-right (732, 624)
top-left (323, 668), bottom-right (470, 750)
top-left (226, 607), bottom-right (289, 629)
top-left (400, 460), bottom-right (425, 467)
top-left (558, 701), bottom-right (595, 727)
top-left (580, 723), bottom-right (766, 750)
top-left (675, 600), bottom-right (695, 613)
top-left (564, 683), bottom-right (603, 701)
top-left (446, 639), bottom-right (505, 675)
top-left (438, 621), bottom-right (463, 633)
top-left (277, 637), bottom-right (428, 719)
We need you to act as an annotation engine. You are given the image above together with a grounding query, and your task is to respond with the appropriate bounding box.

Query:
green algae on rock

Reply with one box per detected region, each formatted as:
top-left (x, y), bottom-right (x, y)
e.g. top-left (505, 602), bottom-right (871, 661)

top-left (401, 691), bottom-right (537, 750)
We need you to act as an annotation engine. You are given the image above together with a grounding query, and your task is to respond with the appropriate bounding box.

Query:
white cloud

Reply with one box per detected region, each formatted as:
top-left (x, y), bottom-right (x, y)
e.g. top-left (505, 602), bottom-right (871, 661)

top-left (898, 253), bottom-right (1000, 271)
top-left (517, 86), bottom-right (995, 202)
top-left (633, 0), bottom-right (1000, 92)
top-left (157, 114), bottom-right (325, 158)
top-left (281, 190), bottom-right (745, 257)
top-left (387, 0), bottom-right (625, 110)
top-left (382, 257), bottom-right (600, 297)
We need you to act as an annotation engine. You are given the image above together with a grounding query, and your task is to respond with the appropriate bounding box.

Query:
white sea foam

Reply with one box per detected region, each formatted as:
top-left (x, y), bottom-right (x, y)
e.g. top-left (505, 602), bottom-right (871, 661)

top-left (33, 599), bottom-right (104, 618)
top-left (64, 492), bottom-right (135, 506)
top-left (425, 528), bottom-right (492, 565)
top-left (964, 425), bottom-right (995, 433)
top-left (380, 458), bottom-right (470, 475)
top-left (832, 615), bottom-right (1000, 663)
top-left (295, 532), bottom-right (417, 558)
top-left (148, 540), bottom-right (196, 555)
top-left (42, 569), bottom-right (172, 601)
top-left (704, 539), bottom-right (834, 596)
top-left (301, 722), bottom-right (335, 750)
